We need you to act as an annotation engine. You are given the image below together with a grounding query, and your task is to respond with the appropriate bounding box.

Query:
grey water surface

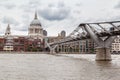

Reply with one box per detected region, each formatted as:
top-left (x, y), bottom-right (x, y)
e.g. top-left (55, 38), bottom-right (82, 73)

top-left (0, 53), bottom-right (119, 80)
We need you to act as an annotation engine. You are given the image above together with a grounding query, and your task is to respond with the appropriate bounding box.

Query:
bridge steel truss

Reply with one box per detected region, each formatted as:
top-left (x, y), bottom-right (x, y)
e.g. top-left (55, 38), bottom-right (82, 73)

top-left (48, 21), bottom-right (120, 61)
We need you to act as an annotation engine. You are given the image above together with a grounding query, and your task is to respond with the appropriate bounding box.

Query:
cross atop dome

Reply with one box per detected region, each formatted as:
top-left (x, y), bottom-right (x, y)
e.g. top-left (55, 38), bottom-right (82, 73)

top-left (30, 11), bottom-right (41, 26)
top-left (34, 11), bottom-right (38, 19)
top-left (7, 24), bottom-right (10, 29)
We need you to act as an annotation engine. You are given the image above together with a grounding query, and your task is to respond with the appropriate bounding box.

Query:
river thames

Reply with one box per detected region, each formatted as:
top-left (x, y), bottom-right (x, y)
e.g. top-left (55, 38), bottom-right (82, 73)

top-left (0, 53), bottom-right (119, 80)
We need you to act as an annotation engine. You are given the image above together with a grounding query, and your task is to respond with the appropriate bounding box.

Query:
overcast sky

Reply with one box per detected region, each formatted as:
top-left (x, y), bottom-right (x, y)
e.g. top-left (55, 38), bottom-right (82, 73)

top-left (0, 0), bottom-right (120, 36)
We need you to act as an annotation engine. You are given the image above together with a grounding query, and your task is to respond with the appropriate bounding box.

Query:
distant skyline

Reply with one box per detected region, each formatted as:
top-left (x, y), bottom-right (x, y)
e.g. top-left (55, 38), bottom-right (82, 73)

top-left (0, 0), bottom-right (120, 36)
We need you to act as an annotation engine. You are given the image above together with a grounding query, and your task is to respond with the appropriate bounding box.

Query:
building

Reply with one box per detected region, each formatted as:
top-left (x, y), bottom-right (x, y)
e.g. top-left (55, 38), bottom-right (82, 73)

top-left (28, 12), bottom-right (44, 40)
top-left (0, 12), bottom-right (96, 53)
top-left (3, 24), bottom-right (14, 51)
top-left (55, 39), bottom-right (95, 54)
top-left (0, 37), bottom-right (5, 51)
top-left (46, 30), bottom-right (66, 43)
top-left (45, 30), bottom-right (95, 54)
top-left (111, 36), bottom-right (120, 54)
top-left (0, 12), bottom-right (46, 52)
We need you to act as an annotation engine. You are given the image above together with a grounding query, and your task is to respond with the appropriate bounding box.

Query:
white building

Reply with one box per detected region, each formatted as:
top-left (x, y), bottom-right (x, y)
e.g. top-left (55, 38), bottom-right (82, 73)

top-left (28, 12), bottom-right (44, 41)
top-left (111, 36), bottom-right (120, 53)
top-left (3, 24), bottom-right (14, 51)
top-left (2, 12), bottom-right (47, 52)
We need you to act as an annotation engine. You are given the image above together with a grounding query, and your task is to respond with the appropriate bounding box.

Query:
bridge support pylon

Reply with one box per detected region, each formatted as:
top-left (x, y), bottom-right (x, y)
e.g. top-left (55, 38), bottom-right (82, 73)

top-left (96, 47), bottom-right (111, 61)
top-left (50, 49), bottom-right (55, 54)
top-left (83, 24), bottom-right (116, 61)
top-left (45, 41), bottom-right (58, 54)
top-left (48, 45), bottom-right (58, 54)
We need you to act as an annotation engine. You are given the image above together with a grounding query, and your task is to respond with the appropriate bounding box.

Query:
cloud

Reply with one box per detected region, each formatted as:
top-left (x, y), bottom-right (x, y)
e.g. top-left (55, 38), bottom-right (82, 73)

top-left (0, 0), bottom-right (117, 36)
top-left (114, 1), bottom-right (120, 9)
top-left (11, 24), bottom-right (28, 32)
top-left (108, 15), bottom-right (120, 21)
top-left (76, 3), bottom-right (81, 7)
top-left (28, 0), bottom-right (41, 8)
top-left (3, 4), bottom-right (16, 9)
top-left (0, 2), bottom-right (16, 9)
top-left (17, 25), bottom-right (28, 31)
top-left (38, 2), bottom-right (71, 21)
top-left (2, 16), bottom-right (19, 26)
top-left (21, 0), bottom-right (41, 13)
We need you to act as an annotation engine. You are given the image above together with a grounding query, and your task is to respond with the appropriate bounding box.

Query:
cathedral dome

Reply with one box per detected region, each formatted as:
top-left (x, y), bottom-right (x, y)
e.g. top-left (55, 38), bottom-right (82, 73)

top-left (30, 12), bottom-right (41, 26)
top-left (30, 19), bottom-right (41, 26)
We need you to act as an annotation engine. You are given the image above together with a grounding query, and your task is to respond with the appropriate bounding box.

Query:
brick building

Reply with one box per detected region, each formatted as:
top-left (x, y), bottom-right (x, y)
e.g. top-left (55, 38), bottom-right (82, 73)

top-left (0, 12), bottom-right (46, 52)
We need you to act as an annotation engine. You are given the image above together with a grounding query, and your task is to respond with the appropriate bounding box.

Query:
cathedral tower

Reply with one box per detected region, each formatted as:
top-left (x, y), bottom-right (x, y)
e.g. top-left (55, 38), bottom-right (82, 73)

top-left (5, 24), bottom-right (11, 36)
top-left (28, 12), bottom-right (43, 40)
top-left (4, 24), bottom-right (13, 51)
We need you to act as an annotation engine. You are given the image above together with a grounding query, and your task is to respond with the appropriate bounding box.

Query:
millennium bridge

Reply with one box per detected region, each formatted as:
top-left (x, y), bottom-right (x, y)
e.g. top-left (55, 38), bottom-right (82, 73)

top-left (46, 21), bottom-right (120, 61)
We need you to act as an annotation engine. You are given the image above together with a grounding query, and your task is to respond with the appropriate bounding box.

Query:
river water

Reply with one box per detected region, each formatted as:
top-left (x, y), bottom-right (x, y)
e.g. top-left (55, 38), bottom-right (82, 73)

top-left (0, 53), bottom-right (119, 80)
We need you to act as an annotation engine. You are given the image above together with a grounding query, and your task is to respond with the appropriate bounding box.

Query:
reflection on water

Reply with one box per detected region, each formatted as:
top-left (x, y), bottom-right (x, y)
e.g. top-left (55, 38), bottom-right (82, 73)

top-left (57, 54), bottom-right (120, 80)
top-left (0, 53), bottom-right (119, 80)
top-left (96, 61), bottom-right (112, 67)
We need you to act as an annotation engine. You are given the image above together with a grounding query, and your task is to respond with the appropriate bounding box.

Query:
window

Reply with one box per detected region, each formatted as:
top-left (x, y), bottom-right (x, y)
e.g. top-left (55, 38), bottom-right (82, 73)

top-left (30, 29), bottom-right (33, 33)
top-left (35, 29), bottom-right (39, 33)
